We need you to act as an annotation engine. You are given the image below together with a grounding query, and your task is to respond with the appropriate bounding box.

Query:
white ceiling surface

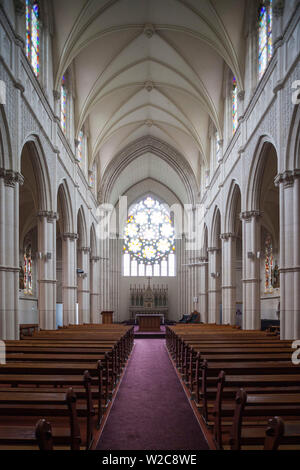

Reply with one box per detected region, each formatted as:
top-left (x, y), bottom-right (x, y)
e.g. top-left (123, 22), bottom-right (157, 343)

top-left (52, 0), bottom-right (246, 194)
top-left (109, 153), bottom-right (188, 207)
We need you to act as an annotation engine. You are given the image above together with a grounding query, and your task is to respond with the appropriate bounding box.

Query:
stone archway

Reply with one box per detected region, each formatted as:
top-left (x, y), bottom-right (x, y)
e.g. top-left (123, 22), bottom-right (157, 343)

top-left (19, 138), bottom-right (56, 331)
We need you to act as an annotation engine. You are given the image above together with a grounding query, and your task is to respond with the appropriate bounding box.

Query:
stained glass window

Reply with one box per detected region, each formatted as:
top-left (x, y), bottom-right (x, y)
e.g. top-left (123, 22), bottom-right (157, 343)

top-left (23, 244), bottom-right (33, 295)
top-left (89, 164), bottom-right (96, 190)
top-left (26, 0), bottom-right (40, 77)
top-left (232, 76), bottom-right (238, 134)
top-left (138, 263), bottom-right (145, 276)
top-left (264, 234), bottom-right (273, 293)
top-left (89, 170), bottom-right (95, 188)
top-left (258, 0), bottom-right (273, 80)
top-left (123, 196), bottom-right (176, 276)
top-left (60, 75), bottom-right (67, 134)
top-left (77, 130), bottom-right (84, 162)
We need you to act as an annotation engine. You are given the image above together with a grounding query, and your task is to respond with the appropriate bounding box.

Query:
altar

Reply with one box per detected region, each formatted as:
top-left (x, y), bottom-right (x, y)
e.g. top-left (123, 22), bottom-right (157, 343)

top-left (136, 314), bottom-right (164, 332)
top-left (129, 278), bottom-right (168, 322)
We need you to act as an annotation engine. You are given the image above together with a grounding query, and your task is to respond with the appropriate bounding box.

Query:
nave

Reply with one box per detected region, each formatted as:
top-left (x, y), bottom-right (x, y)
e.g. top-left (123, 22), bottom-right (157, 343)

top-left (96, 339), bottom-right (209, 450)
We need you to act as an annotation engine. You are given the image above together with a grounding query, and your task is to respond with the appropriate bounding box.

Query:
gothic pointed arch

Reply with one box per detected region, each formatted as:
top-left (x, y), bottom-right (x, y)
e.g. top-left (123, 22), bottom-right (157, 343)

top-left (77, 206), bottom-right (88, 248)
top-left (100, 136), bottom-right (198, 206)
top-left (246, 135), bottom-right (278, 212)
top-left (20, 134), bottom-right (53, 213)
top-left (57, 179), bottom-right (74, 235)
top-left (225, 180), bottom-right (242, 234)
top-left (0, 106), bottom-right (12, 170)
top-left (210, 206), bottom-right (221, 248)
top-left (90, 223), bottom-right (97, 258)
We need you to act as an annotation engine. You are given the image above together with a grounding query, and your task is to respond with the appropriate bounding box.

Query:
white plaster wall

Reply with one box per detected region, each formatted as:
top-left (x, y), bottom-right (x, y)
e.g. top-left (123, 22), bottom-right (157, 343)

top-left (260, 296), bottom-right (280, 320)
top-left (19, 297), bottom-right (38, 324)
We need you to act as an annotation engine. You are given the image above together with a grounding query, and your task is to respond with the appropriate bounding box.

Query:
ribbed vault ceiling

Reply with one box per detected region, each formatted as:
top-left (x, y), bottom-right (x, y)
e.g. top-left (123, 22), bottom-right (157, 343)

top-left (52, 0), bottom-right (247, 191)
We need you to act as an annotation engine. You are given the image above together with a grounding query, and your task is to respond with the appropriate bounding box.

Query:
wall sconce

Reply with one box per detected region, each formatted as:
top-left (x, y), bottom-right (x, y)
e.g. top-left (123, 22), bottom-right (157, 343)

top-left (257, 251), bottom-right (261, 259)
top-left (247, 251), bottom-right (255, 259)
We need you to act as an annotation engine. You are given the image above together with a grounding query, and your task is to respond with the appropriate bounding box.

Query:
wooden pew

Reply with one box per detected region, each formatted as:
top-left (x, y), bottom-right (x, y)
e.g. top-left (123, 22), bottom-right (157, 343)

top-left (36, 419), bottom-right (53, 451)
top-left (0, 388), bottom-right (80, 450)
top-left (264, 417), bottom-right (300, 450)
top-left (230, 389), bottom-right (300, 450)
top-left (0, 324), bottom-right (134, 449)
top-left (165, 324), bottom-right (300, 451)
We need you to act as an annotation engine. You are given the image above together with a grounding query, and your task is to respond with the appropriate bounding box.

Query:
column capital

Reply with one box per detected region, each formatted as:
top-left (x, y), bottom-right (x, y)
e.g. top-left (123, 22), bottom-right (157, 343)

top-left (90, 256), bottom-right (100, 262)
top-left (240, 210), bottom-right (262, 221)
top-left (220, 232), bottom-right (236, 241)
top-left (274, 169), bottom-right (300, 188)
top-left (63, 232), bottom-right (78, 241)
top-left (207, 246), bottom-right (220, 253)
top-left (78, 246), bottom-right (91, 254)
top-left (37, 211), bottom-right (57, 222)
top-left (0, 168), bottom-right (24, 187)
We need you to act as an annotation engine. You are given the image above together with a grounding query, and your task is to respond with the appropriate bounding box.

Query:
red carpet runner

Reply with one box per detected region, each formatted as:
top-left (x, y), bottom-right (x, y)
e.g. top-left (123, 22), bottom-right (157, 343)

top-left (96, 339), bottom-right (209, 450)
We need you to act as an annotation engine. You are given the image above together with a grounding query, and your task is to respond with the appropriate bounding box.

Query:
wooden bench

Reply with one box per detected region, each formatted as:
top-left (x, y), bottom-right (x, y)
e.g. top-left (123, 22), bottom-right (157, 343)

top-left (0, 387), bottom-right (80, 450)
top-left (0, 324), bottom-right (134, 449)
top-left (230, 389), bottom-right (300, 450)
top-left (165, 324), bottom-right (300, 451)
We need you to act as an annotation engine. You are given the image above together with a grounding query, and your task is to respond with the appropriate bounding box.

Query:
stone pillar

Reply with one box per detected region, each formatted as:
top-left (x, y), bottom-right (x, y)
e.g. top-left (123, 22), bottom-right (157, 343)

top-left (99, 244), bottom-right (105, 318)
top-left (275, 170), bottom-right (300, 339)
top-left (208, 247), bottom-right (221, 323)
top-left (176, 238), bottom-right (183, 319)
top-left (62, 233), bottom-right (78, 325)
top-left (221, 233), bottom-right (237, 325)
top-left (240, 210), bottom-right (261, 330)
top-left (109, 236), bottom-right (121, 322)
top-left (0, 169), bottom-right (23, 339)
top-left (90, 255), bottom-right (100, 323)
top-left (77, 247), bottom-right (90, 324)
top-left (198, 257), bottom-right (208, 323)
top-left (182, 235), bottom-right (188, 314)
top-left (101, 237), bottom-right (110, 312)
top-left (37, 211), bottom-right (57, 330)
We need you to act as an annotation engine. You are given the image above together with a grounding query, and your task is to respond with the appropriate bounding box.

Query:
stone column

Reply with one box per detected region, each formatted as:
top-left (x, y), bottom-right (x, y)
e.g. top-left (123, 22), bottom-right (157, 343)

top-left (275, 170), bottom-right (300, 339)
top-left (208, 247), bottom-right (221, 323)
top-left (176, 238), bottom-right (183, 319)
top-left (198, 257), bottom-right (208, 323)
top-left (99, 244), bottom-right (105, 317)
top-left (109, 236), bottom-right (120, 322)
top-left (0, 169), bottom-right (23, 339)
top-left (90, 255), bottom-right (100, 323)
top-left (77, 247), bottom-right (90, 324)
top-left (221, 233), bottom-right (237, 325)
top-left (37, 211), bottom-right (57, 330)
top-left (62, 233), bottom-right (78, 325)
top-left (101, 237), bottom-right (110, 312)
top-left (240, 211), bottom-right (261, 330)
top-left (182, 235), bottom-right (188, 314)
